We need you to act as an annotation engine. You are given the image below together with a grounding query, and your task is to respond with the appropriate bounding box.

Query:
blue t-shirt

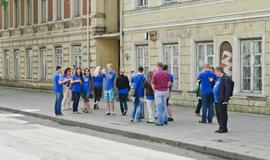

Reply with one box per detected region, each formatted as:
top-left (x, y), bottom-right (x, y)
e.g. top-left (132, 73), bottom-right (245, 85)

top-left (198, 70), bottom-right (217, 94)
top-left (146, 96), bottom-right (154, 100)
top-left (213, 78), bottom-right (221, 103)
top-left (169, 73), bottom-right (174, 91)
top-left (104, 71), bottom-right (116, 91)
top-left (71, 75), bottom-right (82, 92)
top-left (118, 88), bottom-right (129, 95)
top-left (93, 75), bottom-right (104, 87)
top-left (53, 72), bottom-right (63, 93)
top-left (62, 74), bottom-right (71, 87)
top-left (82, 76), bottom-right (91, 93)
top-left (131, 73), bottom-right (146, 97)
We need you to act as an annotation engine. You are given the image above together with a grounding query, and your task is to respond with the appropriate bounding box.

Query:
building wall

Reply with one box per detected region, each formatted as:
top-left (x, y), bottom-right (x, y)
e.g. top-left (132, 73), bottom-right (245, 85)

top-left (122, 0), bottom-right (270, 114)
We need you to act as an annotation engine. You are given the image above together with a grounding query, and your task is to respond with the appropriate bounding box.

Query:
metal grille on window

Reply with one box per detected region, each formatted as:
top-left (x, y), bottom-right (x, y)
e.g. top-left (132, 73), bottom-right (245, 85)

top-left (28, 0), bottom-right (32, 24)
top-left (74, 0), bottom-right (81, 17)
top-left (136, 45), bottom-right (149, 74)
top-left (57, 0), bottom-right (62, 20)
top-left (41, 0), bottom-right (47, 23)
top-left (40, 49), bottom-right (47, 79)
top-left (15, 50), bottom-right (20, 77)
top-left (241, 39), bottom-right (262, 92)
top-left (164, 44), bottom-right (179, 90)
top-left (55, 47), bottom-right (62, 66)
top-left (74, 46), bottom-right (82, 68)
top-left (196, 42), bottom-right (214, 73)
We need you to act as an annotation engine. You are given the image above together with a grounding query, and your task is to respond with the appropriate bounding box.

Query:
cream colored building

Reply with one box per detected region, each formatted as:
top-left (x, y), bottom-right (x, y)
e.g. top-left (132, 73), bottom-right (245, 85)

top-left (121, 0), bottom-right (270, 114)
top-left (0, 0), bottom-right (120, 89)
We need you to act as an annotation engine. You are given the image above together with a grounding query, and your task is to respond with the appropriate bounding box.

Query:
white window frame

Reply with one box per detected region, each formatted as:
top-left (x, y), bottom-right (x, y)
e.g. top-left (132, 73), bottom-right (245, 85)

top-left (41, 0), bottom-right (47, 23)
top-left (137, 0), bottom-right (148, 7)
top-left (55, 47), bottom-right (62, 66)
top-left (196, 42), bottom-right (214, 74)
top-left (15, 0), bottom-right (20, 27)
top-left (40, 48), bottom-right (47, 79)
top-left (136, 45), bottom-right (149, 74)
top-left (240, 39), bottom-right (262, 93)
top-left (26, 49), bottom-right (33, 78)
top-left (74, 46), bottom-right (82, 68)
top-left (163, 44), bottom-right (179, 90)
top-left (14, 50), bottom-right (20, 78)
top-left (4, 5), bottom-right (9, 29)
top-left (74, 0), bottom-right (81, 17)
top-left (27, 0), bottom-right (33, 25)
top-left (4, 51), bottom-right (10, 77)
top-left (56, 0), bottom-right (64, 20)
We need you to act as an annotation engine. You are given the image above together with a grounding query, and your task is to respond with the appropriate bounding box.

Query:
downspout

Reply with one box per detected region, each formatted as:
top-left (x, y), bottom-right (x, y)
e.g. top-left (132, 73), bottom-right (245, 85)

top-left (87, 0), bottom-right (90, 68)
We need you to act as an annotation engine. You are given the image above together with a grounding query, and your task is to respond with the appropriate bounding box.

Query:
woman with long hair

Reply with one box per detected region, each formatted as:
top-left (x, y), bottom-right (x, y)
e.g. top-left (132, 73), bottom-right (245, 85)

top-left (62, 67), bottom-right (72, 111)
top-left (81, 68), bottom-right (92, 113)
top-left (92, 66), bottom-right (104, 110)
top-left (144, 71), bottom-right (155, 123)
top-left (70, 67), bottom-right (83, 114)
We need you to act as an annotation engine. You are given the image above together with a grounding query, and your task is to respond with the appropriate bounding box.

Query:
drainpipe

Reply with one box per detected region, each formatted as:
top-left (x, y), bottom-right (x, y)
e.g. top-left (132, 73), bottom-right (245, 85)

top-left (87, 0), bottom-right (90, 68)
top-left (120, 0), bottom-right (123, 69)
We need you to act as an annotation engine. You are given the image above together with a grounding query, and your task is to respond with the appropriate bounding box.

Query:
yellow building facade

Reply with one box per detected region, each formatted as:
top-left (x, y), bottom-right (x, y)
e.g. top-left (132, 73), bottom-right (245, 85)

top-left (121, 0), bottom-right (270, 114)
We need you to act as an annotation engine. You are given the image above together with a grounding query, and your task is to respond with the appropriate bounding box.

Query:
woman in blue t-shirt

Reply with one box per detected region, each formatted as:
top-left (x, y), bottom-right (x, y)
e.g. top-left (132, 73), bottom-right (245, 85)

top-left (92, 66), bottom-right (104, 110)
top-left (70, 67), bottom-right (83, 114)
top-left (82, 68), bottom-right (92, 113)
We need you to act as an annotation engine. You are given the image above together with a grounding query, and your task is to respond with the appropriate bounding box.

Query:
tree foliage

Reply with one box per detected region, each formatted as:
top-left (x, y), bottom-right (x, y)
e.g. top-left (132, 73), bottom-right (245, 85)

top-left (0, 0), bottom-right (9, 10)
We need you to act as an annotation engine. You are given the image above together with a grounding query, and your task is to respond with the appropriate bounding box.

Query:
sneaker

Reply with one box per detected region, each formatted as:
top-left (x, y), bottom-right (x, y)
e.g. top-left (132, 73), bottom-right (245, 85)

top-left (105, 112), bottom-right (111, 116)
top-left (94, 104), bottom-right (97, 110)
top-left (168, 118), bottom-right (174, 122)
top-left (147, 121), bottom-right (155, 123)
top-left (123, 110), bottom-right (127, 116)
top-left (111, 112), bottom-right (116, 116)
top-left (155, 123), bottom-right (164, 126)
top-left (198, 120), bottom-right (206, 124)
top-left (73, 111), bottom-right (79, 114)
top-left (130, 119), bottom-right (134, 122)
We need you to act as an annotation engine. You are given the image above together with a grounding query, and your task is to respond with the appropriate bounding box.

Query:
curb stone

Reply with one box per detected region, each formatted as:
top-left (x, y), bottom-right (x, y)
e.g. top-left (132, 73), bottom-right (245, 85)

top-left (0, 106), bottom-right (266, 160)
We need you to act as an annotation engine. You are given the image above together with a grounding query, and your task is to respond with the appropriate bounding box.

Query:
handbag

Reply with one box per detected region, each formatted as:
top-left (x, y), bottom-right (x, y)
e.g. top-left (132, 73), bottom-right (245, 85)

top-left (130, 76), bottom-right (143, 97)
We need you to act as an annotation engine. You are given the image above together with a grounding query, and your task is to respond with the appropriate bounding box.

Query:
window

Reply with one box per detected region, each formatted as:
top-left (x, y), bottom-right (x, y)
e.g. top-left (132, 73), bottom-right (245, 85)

top-left (196, 42), bottom-right (214, 73)
top-left (40, 48), bottom-right (47, 79)
top-left (27, 0), bottom-right (33, 24)
top-left (57, 0), bottom-right (63, 20)
top-left (15, 0), bottom-right (20, 27)
top-left (164, 44), bottom-right (179, 90)
top-left (55, 47), bottom-right (62, 66)
top-left (74, 46), bottom-right (82, 68)
top-left (74, 0), bottom-right (81, 17)
top-left (136, 45), bottom-right (149, 74)
top-left (4, 5), bottom-right (9, 29)
top-left (41, 0), bottom-right (47, 23)
top-left (26, 49), bottom-right (33, 78)
top-left (4, 51), bottom-right (10, 77)
top-left (14, 50), bottom-right (20, 77)
top-left (241, 39), bottom-right (262, 93)
top-left (138, 0), bottom-right (148, 7)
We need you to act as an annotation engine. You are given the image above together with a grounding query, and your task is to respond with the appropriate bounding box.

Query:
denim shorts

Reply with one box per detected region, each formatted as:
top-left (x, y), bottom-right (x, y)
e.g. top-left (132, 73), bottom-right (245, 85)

top-left (104, 89), bottom-right (114, 102)
top-left (81, 93), bottom-right (90, 102)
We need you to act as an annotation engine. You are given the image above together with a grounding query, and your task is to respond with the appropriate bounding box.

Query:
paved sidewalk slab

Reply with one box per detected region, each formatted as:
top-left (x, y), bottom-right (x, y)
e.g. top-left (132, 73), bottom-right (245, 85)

top-left (0, 87), bottom-right (269, 160)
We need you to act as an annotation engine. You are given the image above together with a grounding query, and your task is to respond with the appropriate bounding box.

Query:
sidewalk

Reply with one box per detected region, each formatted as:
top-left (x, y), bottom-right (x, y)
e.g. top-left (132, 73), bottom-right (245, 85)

top-left (0, 86), bottom-right (269, 160)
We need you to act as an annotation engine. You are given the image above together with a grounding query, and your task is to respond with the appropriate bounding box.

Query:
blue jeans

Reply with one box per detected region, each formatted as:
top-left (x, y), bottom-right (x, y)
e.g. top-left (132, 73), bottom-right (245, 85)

top-left (154, 90), bottom-right (168, 125)
top-left (131, 96), bottom-right (144, 121)
top-left (54, 93), bottom-right (63, 115)
top-left (201, 93), bottom-right (214, 123)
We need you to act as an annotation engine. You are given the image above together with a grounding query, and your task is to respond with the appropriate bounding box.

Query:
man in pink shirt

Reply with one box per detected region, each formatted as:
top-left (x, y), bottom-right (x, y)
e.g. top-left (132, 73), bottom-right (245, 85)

top-left (151, 62), bottom-right (170, 126)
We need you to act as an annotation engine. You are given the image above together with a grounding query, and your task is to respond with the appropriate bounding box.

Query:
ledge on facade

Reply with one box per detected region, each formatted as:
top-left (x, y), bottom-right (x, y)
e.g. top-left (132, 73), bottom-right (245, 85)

top-left (93, 32), bottom-right (120, 39)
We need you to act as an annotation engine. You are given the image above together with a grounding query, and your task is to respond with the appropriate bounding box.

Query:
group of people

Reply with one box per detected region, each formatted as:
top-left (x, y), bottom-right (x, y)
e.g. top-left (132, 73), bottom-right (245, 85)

top-left (53, 62), bottom-right (174, 126)
top-left (53, 62), bottom-right (233, 131)
top-left (195, 64), bottom-right (234, 133)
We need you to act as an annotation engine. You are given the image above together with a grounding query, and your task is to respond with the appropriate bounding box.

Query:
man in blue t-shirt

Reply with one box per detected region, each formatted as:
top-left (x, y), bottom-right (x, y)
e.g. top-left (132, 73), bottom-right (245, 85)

top-left (103, 63), bottom-right (116, 115)
top-left (53, 66), bottom-right (70, 116)
top-left (130, 67), bottom-right (146, 122)
top-left (197, 64), bottom-right (217, 123)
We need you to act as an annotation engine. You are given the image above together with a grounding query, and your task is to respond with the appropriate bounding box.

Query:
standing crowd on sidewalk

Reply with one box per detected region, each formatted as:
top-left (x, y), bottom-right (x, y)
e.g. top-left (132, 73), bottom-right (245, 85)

top-left (53, 62), bottom-right (233, 132)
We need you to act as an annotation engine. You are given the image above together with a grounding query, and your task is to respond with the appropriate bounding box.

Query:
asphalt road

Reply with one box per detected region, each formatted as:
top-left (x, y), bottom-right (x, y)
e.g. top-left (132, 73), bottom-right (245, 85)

top-left (0, 111), bottom-right (226, 160)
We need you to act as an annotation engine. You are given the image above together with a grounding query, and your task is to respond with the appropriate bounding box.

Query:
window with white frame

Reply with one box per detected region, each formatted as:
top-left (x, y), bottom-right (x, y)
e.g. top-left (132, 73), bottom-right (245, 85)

top-left (41, 0), bottom-right (47, 23)
top-left (26, 49), bottom-right (33, 78)
top-left (57, 0), bottom-right (63, 20)
top-left (74, 46), bottom-right (82, 68)
top-left (138, 0), bottom-right (148, 7)
top-left (74, 0), bottom-right (81, 17)
top-left (55, 47), bottom-right (62, 66)
top-left (27, 0), bottom-right (33, 25)
top-left (4, 6), bottom-right (9, 29)
top-left (40, 48), bottom-right (47, 79)
top-left (196, 42), bottom-right (214, 73)
top-left (136, 45), bottom-right (149, 74)
top-left (14, 50), bottom-right (20, 77)
top-left (241, 39), bottom-right (262, 93)
top-left (15, 0), bottom-right (20, 27)
top-left (164, 44), bottom-right (179, 90)
top-left (4, 51), bottom-right (10, 77)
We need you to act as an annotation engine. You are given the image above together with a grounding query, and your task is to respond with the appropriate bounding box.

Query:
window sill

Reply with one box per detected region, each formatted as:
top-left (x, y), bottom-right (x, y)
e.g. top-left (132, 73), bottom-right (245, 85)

top-left (232, 92), bottom-right (266, 100)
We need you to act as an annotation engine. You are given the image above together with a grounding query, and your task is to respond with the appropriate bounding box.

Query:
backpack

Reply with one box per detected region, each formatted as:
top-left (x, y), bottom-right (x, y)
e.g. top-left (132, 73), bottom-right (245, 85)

top-left (230, 80), bottom-right (234, 97)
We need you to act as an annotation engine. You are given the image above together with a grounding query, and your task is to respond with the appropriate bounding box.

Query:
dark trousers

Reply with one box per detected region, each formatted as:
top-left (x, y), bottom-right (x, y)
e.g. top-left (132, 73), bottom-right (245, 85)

top-left (215, 103), bottom-right (221, 126)
top-left (201, 93), bottom-right (214, 123)
top-left (119, 94), bottom-right (128, 113)
top-left (54, 93), bottom-right (63, 115)
top-left (72, 92), bottom-right (81, 112)
top-left (94, 86), bottom-right (103, 103)
top-left (217, 103), bottom-right (228, 130)
top-left (195, 99), bottom-right (202, 114)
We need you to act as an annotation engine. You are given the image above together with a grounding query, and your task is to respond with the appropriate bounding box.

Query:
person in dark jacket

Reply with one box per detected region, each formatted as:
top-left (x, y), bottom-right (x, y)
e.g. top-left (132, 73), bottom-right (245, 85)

top-left (213, 66), bottom-right (233, 133)
top-left (116, 69), bottom-right (130, 115)
top-left (144, 71), bottom-right (155, 123)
